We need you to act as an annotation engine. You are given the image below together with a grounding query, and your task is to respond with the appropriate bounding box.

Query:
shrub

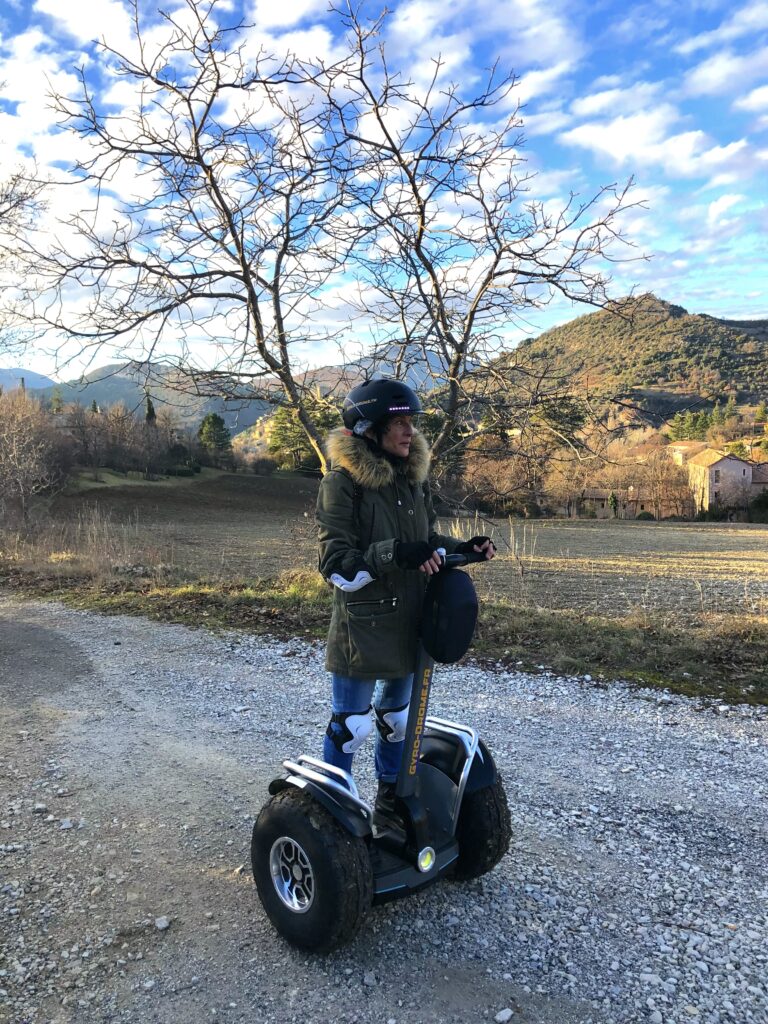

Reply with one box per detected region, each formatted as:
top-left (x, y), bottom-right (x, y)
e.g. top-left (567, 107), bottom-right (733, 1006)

top-left (750, 490), bottom-right (768, 523)
top-left (636, 510), bottom-right (655, 521)
top-left (251, 457), bottom-right (278, 476)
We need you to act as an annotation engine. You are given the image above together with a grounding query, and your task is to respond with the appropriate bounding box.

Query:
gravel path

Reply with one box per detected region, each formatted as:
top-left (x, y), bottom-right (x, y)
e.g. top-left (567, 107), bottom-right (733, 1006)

top-left (1, 596), bottom-right (766, 1024)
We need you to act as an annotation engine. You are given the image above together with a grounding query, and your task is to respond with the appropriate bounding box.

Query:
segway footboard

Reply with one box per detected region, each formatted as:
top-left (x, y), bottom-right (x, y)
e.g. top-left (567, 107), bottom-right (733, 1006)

top-left (370, 760), bottom-right (460, 903)
top-left (267, 756), bottom-right (373, 838)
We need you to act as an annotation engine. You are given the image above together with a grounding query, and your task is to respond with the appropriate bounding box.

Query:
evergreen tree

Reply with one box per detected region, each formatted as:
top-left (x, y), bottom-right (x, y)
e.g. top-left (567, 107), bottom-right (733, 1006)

top-left (667, 411), bottom-right (686, 441)
top-left (724, 394), bottom-right (738, 419)
top-left (50, 387), bottom-right (64, 414)
top-left (145, 395), bottom-right (156, 425)
top-left (268, 398), bottom-right (340, 470)
top-left (197, 412), bottom-right (232, 466)
top-left (755, 399), bottom-right (767, 423)
top-left (711, 400), bottom-right (725, 427)
top-left (692, 410), bottom-right (710, 439)
top-left (90, 399), bottom-right (100, 414)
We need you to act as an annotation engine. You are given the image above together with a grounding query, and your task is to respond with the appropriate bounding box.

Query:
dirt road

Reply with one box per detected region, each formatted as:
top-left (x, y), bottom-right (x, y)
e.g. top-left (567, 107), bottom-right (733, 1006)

top-left (1, 598), bottom-right (614, 1024)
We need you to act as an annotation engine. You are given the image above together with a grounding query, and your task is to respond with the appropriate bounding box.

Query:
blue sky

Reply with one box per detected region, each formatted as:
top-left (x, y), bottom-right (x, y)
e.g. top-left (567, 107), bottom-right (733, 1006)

top-left (0, 0), bottom-right (766, 380)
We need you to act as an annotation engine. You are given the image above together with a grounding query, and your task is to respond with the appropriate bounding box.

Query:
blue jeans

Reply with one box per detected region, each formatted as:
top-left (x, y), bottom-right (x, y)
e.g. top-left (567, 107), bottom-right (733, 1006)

top-left (323, 674), bottom-right (413, 782)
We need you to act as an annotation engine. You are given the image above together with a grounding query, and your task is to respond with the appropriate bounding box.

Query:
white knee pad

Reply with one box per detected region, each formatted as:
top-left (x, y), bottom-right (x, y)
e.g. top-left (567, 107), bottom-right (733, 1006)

top-left (375, 703), bottom-right (409, 744)
top-left (326, 707), bottom-right (374, 754)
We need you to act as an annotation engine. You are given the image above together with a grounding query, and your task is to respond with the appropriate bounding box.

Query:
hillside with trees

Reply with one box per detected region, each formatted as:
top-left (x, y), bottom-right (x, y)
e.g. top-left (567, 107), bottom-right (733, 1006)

top-left (26, 363), bottom-right (272, 435)
top-left (509, 294), bottom-right (768, 420)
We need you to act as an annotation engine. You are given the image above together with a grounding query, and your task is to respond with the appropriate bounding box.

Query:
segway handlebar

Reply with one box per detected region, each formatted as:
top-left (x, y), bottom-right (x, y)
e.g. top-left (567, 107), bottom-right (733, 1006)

top-left (439, 550), bottom-right (489, 568)
top-left (328, 547), bottom-right (488, 593)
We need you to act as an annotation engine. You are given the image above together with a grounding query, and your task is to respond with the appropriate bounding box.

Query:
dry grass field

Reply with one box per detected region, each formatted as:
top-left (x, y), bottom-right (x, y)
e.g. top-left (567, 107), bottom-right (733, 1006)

top-left (34, 470), bottom-right (321, 578)
top-left (2, 469), bottom-right (767, 699)
top-left (34, 471), bottom-right (768, 621)
top-left (475, 518), bottom-right (768, 619)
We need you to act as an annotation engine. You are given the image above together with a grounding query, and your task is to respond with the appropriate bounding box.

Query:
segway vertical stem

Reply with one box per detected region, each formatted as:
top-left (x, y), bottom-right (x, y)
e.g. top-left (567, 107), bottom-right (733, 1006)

top-left (392, 641), bottom-right (436, 859)
top-left (396, 641), bottom-right (434, 800)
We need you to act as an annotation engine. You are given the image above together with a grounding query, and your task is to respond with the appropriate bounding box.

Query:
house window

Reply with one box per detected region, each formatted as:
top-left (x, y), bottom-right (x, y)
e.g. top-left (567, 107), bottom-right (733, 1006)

top-left (743, 468), bottom-right (747, 476)
top-left (714, 470), bottom-right (720, 483)
top-left (640, 504), bottom-right (645, 510)
top-left (714, 490), bottom-right (719, 501)
top-left (600, 501), bottom-right (605, 508)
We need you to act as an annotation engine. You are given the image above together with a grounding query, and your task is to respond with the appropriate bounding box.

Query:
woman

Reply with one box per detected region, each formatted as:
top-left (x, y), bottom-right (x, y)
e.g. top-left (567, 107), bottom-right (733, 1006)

top-left (316, 378), bottom-right (495, 819)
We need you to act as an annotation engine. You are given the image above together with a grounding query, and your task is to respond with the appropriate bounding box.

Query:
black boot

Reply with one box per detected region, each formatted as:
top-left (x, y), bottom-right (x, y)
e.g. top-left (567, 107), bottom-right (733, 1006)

top-left (374, 780), bottom-right (400, 823)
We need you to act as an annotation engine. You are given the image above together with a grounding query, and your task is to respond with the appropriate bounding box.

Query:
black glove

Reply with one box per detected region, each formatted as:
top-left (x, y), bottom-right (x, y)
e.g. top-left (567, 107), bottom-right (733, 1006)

top-left (395, 541), bottom-right (436, 570)
top-left (457, 535), bottom-right (496, 555)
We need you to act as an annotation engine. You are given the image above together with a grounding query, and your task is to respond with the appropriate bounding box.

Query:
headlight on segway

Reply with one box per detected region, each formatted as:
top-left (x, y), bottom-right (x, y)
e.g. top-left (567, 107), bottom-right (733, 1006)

top-left (417, 846), bottom-right (436, 873)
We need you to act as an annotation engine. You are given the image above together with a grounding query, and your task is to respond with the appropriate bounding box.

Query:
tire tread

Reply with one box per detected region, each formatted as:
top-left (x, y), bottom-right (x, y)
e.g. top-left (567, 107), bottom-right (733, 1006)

top-left (453, 775), bottom-right (512, 880)
top-left (252, 787), bottom-right (372, 952)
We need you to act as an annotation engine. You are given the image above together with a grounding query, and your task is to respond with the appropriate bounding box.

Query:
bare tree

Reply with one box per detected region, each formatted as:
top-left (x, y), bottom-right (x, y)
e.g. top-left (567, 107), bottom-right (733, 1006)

top-left (18, 1), bottom-right (643, 472)
top-left (67, 403), bottom-right (109, 479)
top-left (324, 6), bottom-right (643, 457)
top-left (0, 391), bottom-right (71, 523)
top-left (20, 0), bottom-right (359, 471)
top-left (0, 165), bottom-right (46, 348)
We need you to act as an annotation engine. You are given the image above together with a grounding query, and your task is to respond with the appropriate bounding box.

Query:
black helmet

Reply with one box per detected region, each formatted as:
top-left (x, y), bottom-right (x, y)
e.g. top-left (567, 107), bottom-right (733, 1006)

top-left (342, 378), bottom-right (422, 430)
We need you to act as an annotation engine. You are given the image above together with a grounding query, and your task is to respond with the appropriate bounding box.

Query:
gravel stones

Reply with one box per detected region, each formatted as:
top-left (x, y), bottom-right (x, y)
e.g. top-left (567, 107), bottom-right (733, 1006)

top-left (1, 599), bottom-right (766, 1024)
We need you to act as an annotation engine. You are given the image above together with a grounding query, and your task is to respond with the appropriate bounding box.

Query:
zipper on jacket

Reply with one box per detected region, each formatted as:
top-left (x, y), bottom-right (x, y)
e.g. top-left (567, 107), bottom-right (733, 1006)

top-left (347, 597), bottom-right (398, 609)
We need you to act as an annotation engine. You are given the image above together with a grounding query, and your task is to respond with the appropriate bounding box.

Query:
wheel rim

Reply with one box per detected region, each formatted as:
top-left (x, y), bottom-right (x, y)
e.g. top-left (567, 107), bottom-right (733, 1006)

top-left (269, 836), bottom-right (315, 913)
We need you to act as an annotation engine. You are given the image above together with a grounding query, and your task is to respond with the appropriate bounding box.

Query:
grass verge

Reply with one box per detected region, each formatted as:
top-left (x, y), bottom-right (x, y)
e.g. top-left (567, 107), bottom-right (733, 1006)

top-left (2, 562), bottom-right (766, 705)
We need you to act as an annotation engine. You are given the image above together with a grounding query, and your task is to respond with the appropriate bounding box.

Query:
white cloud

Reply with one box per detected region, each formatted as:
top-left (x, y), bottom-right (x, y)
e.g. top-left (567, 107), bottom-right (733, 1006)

top-left (560, 104), bottom-right (753, 181)
top-left (734, 84), bottom-right (768, 112)
top-left (32, 0), bottom-right (132, 46)
top-left (241, 22), bottom-right (338, 63)
top-left (560, 104), bottom-right (677, 161)
top-left (707, 193), bottom-right (746, 225)
top-left (386, 0), bottom-right (581, 84)
top-left (515, 61), bottom-right (574, 104)
top-left (570, 81), bottom-right (661, 118)
top-left (676, 2), bottom-right (768, 56)
top-left (251, 0), bottom-right (327, 30)
top-left (684, 44), bottom-right (768, 97)
top-left (605, 6), bottom-right (672, 46)
top-left (521, 108), bottom-right (571, 136)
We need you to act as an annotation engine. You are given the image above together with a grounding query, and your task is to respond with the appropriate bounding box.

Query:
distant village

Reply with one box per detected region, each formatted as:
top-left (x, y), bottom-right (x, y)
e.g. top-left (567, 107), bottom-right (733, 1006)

top-left (564, 440), bottom-right (768, 522)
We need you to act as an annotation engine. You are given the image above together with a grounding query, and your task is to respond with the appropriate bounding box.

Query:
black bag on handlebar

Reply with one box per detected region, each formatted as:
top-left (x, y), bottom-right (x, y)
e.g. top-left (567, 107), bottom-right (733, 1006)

top-left (420, 568), bottom-right (478, 664)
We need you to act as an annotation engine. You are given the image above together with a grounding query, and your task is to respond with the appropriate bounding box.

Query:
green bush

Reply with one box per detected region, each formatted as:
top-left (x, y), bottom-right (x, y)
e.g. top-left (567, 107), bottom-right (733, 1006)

top-left (251, 457), bottom-right (278, 476)
top-left (636, 510), bottom-right (655, 521)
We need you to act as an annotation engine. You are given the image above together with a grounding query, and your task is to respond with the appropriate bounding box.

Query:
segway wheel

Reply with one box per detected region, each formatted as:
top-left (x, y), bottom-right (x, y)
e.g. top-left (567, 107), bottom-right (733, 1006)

top-left (453, 775), bottom-right (512, 880)
top-left (251, 787), bottom-right (373, 953)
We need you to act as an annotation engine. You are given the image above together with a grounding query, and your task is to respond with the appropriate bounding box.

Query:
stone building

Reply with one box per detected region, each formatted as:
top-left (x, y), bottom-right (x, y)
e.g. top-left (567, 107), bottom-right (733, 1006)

top-left (686, 449), bottom-right (758, 512)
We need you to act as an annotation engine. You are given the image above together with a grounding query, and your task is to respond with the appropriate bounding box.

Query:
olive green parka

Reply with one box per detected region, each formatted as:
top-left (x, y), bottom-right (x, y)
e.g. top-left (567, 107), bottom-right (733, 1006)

top-left (317, 427), bottom-right (461, 678)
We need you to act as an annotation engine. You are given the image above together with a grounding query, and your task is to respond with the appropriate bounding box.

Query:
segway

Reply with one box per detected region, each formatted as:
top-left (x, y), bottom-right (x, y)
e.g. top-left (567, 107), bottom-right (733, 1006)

top-left (250, 551), bottom-right (512, 952)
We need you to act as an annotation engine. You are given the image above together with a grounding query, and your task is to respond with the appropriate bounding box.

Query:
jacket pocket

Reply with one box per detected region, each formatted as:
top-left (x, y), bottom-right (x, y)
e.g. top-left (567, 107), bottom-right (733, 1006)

top-left (346, 597), bottom-right (402, 675)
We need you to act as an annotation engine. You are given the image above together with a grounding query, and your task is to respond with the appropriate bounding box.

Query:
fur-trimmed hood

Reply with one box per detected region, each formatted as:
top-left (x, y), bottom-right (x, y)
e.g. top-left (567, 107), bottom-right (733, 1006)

top-left (325, 427), bottom-right (430, 490)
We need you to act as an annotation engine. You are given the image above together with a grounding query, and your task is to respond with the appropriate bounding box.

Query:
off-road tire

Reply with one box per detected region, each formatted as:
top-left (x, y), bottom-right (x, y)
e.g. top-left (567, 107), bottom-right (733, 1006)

top-left (453, 775), bottom-right (512, 880)
top-left (251, 787), bottom-right (373, 953)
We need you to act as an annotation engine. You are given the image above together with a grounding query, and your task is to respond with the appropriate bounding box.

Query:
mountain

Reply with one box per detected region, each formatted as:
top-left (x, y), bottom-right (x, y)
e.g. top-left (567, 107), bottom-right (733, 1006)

top-left (21, 343), bottom-right (445, 437)
top-left (297, 343), bottom-right (452, 396)
top-left (0, 368), bottom-right (57, 391)
top-left (29, 363), bottom-right (272, 435)
top-left (508, 294), bottom-right (768, 420)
